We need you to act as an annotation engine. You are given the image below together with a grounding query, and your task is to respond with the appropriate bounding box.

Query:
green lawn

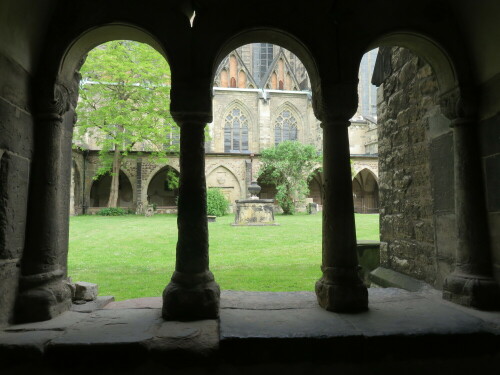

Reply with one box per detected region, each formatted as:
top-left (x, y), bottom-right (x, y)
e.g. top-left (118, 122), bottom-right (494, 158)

top-left (68, 213), bottom-right (379, 300)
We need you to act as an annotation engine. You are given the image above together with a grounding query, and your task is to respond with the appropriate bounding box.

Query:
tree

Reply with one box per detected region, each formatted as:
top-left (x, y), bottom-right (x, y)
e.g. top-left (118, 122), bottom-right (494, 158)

top-left (75, 40), bottom-right (178, 207)
top-left (258, 141), bottom-right (321, 215)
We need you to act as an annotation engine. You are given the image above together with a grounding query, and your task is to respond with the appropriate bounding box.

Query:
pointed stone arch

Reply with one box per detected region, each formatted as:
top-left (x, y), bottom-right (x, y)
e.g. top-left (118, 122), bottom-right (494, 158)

top-left (146, 165), bottom-right (181, 207)
top-left (89, 169), bottom-right (134, 208)
top-left (352, 168), bottom-right (379, 214)
top-left (206, 165), bottom-right (243, 204)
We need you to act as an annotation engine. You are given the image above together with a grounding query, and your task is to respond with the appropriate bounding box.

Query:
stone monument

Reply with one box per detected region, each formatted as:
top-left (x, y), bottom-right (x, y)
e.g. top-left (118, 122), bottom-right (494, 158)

top-left (233, 181), bottom-right (278, 226)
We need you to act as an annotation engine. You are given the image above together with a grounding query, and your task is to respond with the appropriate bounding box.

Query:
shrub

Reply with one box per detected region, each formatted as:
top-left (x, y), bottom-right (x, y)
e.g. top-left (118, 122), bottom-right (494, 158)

top-left (97, 207), bottom-right (128, 216)
top-left (206, 188), bottom-right (229, 217)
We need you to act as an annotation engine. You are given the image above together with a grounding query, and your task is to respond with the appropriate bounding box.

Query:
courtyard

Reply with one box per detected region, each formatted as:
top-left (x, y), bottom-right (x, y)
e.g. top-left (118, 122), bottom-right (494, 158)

top-left (68, 213), bottom-right (379, 300)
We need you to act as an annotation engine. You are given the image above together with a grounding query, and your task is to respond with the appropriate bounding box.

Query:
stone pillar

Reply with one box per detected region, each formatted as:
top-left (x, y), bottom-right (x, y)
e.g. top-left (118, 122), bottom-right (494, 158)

top-left (315, 84), bottom-right (368, 312)
top-left (16, 85), bottom-right (74, 322)
top-left (162, 113), bottom-right (220, 320)
top-left (443, 101), bottom-right (500, 309)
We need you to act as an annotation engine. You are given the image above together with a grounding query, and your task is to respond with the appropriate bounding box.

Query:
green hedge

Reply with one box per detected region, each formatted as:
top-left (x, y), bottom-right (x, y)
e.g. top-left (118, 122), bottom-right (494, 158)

top-left (206, 188), bottom-right (229, 217)
top-left (97, 207), bottom-right (128, 216)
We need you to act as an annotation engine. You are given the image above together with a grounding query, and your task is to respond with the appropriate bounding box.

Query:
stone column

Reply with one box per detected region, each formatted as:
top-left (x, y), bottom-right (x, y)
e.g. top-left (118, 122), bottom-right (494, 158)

top-left (162, 113), bottom-right (220, 320)
top-left (315, 84), bottom-right (368, 312)
top-left (443, 101), bottom-right (500, 309)
top-left (17, 86), bottom-right (74, 322)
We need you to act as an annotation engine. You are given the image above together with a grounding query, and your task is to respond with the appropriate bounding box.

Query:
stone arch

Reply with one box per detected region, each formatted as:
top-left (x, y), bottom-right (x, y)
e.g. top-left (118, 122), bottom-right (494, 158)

top-left (364, 31), bottom-right (462, 95)
top-left (209, 28), bottom-right (321, 112)
top-left (352, 163), bottom-right (378, 181)
top-left (89, 170), bottom-right (134, 208)
top-left (308, 168), bottom-right (324, 205)
top-left (146, 165), bottom-right (180, 207)
top-left (352, 168), bottom-right (379, 214)
top-left (55, 24), bottom-right (173, 91)
top-left (206, 165), bottom-right (243, 204)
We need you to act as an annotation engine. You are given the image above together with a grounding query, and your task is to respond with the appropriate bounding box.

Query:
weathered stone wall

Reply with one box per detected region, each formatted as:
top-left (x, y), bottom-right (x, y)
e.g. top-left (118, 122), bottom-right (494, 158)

top-left (480, 99), bottom-right (500, 284)
top-left (0, 0), bottom-right (56, 326)
top-left (377, 47), bottom-right (456, 288)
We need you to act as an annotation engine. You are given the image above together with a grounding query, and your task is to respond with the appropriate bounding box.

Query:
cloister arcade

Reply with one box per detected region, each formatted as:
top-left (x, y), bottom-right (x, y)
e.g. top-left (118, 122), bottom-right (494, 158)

top-left (1, 0), bottom-right (499, 333)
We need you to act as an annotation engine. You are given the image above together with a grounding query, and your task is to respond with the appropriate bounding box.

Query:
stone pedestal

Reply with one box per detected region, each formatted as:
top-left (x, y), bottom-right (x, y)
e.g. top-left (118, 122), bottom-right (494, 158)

top-left (233, 199), bottom-right (278, 226)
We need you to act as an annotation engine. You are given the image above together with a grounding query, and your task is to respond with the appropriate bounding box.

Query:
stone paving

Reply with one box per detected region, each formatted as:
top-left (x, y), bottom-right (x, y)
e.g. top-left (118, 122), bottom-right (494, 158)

top-left (1, 288), bottom-right (499, 373)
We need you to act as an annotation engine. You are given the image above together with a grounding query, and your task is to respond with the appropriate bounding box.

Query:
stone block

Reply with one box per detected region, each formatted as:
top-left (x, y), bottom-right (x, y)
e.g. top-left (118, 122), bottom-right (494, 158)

top-left (74, 282), bottom-right (98, 301)
top-left (0, 152), bottom-right (30, 260)
top-left (435, 213), bottom-right (457, 259)
top-left (0, 98), bottom-right (34, 160)
top-left (233, 199), bottom-right (277, 226)
top-left (484, 154), bottom-right (500, 211)
top-left (0, 52), bottom-right (31, 111)
top-left (479, 113), bottom-right (500, 158)
top-left (0, 260), bottom-right (19, 327)
top-left (369, 266), bottom-right (428, 292)
top-left (489, 212), bottom-right (500, 285)
top-left (430, 133), bottom-right (454, 212)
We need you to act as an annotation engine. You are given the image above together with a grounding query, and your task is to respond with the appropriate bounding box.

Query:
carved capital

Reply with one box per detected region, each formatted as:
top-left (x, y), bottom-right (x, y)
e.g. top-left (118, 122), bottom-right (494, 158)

top-left (439, 86), bottom-right (478, 125)
top-left (170, 81), bottom-right (213, 123)
top-left (171, 110), bottom-right (212, 126)
top-left (317, 82), bottom-right (359, 124)
top-left (36, 82), bottom-right (73, 120)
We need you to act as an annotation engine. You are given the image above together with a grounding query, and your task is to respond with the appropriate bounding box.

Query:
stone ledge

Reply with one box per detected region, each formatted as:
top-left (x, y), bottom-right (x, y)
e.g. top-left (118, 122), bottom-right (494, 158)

top-left (0, 289), bottom-right (499, 373)
top-left (370, 266), bottom-right (430, 292)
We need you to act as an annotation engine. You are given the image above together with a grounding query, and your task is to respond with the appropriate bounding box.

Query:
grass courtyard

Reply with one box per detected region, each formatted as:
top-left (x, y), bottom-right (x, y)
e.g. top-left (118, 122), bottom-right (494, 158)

top-left (68, 213), bottom-right (379, 301)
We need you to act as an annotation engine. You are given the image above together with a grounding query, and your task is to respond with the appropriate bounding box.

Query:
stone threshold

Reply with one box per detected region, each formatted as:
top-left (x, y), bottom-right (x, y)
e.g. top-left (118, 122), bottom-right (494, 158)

top-left (1, 289), bottom-right (499, 373)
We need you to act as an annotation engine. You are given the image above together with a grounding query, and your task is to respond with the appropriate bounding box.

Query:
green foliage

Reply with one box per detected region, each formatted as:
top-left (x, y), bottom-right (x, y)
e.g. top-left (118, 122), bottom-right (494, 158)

top-left (206, 188), bottom-right (229, 217)
top-left (258, 141), bottom-right (321, 215)
top-left (165, 168), bottom-right (179, 191)
top-left (96, 207), bottom-right (128, 216)
top-left (74, 40), bottom-right (178, 179)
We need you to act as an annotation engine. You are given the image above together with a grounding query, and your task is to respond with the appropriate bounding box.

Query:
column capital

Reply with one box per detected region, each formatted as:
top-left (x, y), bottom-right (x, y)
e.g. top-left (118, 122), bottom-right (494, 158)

top-left (171, 111), bottom-right (212, 125)
top-left (438, 86), bottom-right (478, 125)
top-left (36, 82), bottom-right (73, 118)
top-left (317, 82), bottom-right (358, 124)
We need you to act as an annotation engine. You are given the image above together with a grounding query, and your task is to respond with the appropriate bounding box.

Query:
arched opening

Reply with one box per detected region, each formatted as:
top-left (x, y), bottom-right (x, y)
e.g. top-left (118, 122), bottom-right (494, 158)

top-left (352, 169), bottom-right (379, 213)
top-left (147, 166), bottom-right (180, 208)
top-left (308, 169), bottom-right (323, 205)
top-left (362, 34), bottom-right (461, 289)
top-left (89, 170), bottom-right (133, 208)
top-left (61, 30), bottom-right (177, 302)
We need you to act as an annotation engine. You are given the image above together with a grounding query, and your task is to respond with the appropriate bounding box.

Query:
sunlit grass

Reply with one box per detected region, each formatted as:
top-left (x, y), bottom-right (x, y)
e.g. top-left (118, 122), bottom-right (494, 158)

top-left (68, 213), bottom-right (379, 300)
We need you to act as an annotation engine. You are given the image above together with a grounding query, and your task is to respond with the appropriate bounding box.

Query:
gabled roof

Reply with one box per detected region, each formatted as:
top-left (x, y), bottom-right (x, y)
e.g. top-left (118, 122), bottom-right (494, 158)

top-left (214, 49), bottom-right (259, 88)
top-left (261, 48), bottom-right (302, 90)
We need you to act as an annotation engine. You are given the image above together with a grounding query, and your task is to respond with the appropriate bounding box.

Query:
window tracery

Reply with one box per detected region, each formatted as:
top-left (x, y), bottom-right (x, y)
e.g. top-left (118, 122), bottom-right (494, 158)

top-left (274, 110), bottom-right (298, 146)
top-left (224, 108), bottom-right (249, 152)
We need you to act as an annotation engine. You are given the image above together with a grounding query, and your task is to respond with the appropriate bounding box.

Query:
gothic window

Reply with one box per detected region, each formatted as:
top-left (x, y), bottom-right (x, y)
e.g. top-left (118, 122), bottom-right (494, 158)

top-left (224, 108), bottom-right (249, 152)
top-left (274, 110), bottom-right (298, 146)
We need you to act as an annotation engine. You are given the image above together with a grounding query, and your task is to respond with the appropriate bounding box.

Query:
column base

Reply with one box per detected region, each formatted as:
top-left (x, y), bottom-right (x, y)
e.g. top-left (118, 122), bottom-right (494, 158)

top-left (315, 267), bottom-right (368, 312)
top-left (16, 277), bottom-right (73, 323)
top-left (443, 271), bottom-right (500, 310)
top-left (162, 271), bottom-right (220, 320)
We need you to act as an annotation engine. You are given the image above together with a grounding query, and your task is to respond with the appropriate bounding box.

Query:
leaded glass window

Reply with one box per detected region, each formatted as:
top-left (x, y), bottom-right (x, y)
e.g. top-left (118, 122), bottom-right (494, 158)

top-left (224, 108), bottom-right (249, 152)
top-left (274, 110), bottom-right (298, 146)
